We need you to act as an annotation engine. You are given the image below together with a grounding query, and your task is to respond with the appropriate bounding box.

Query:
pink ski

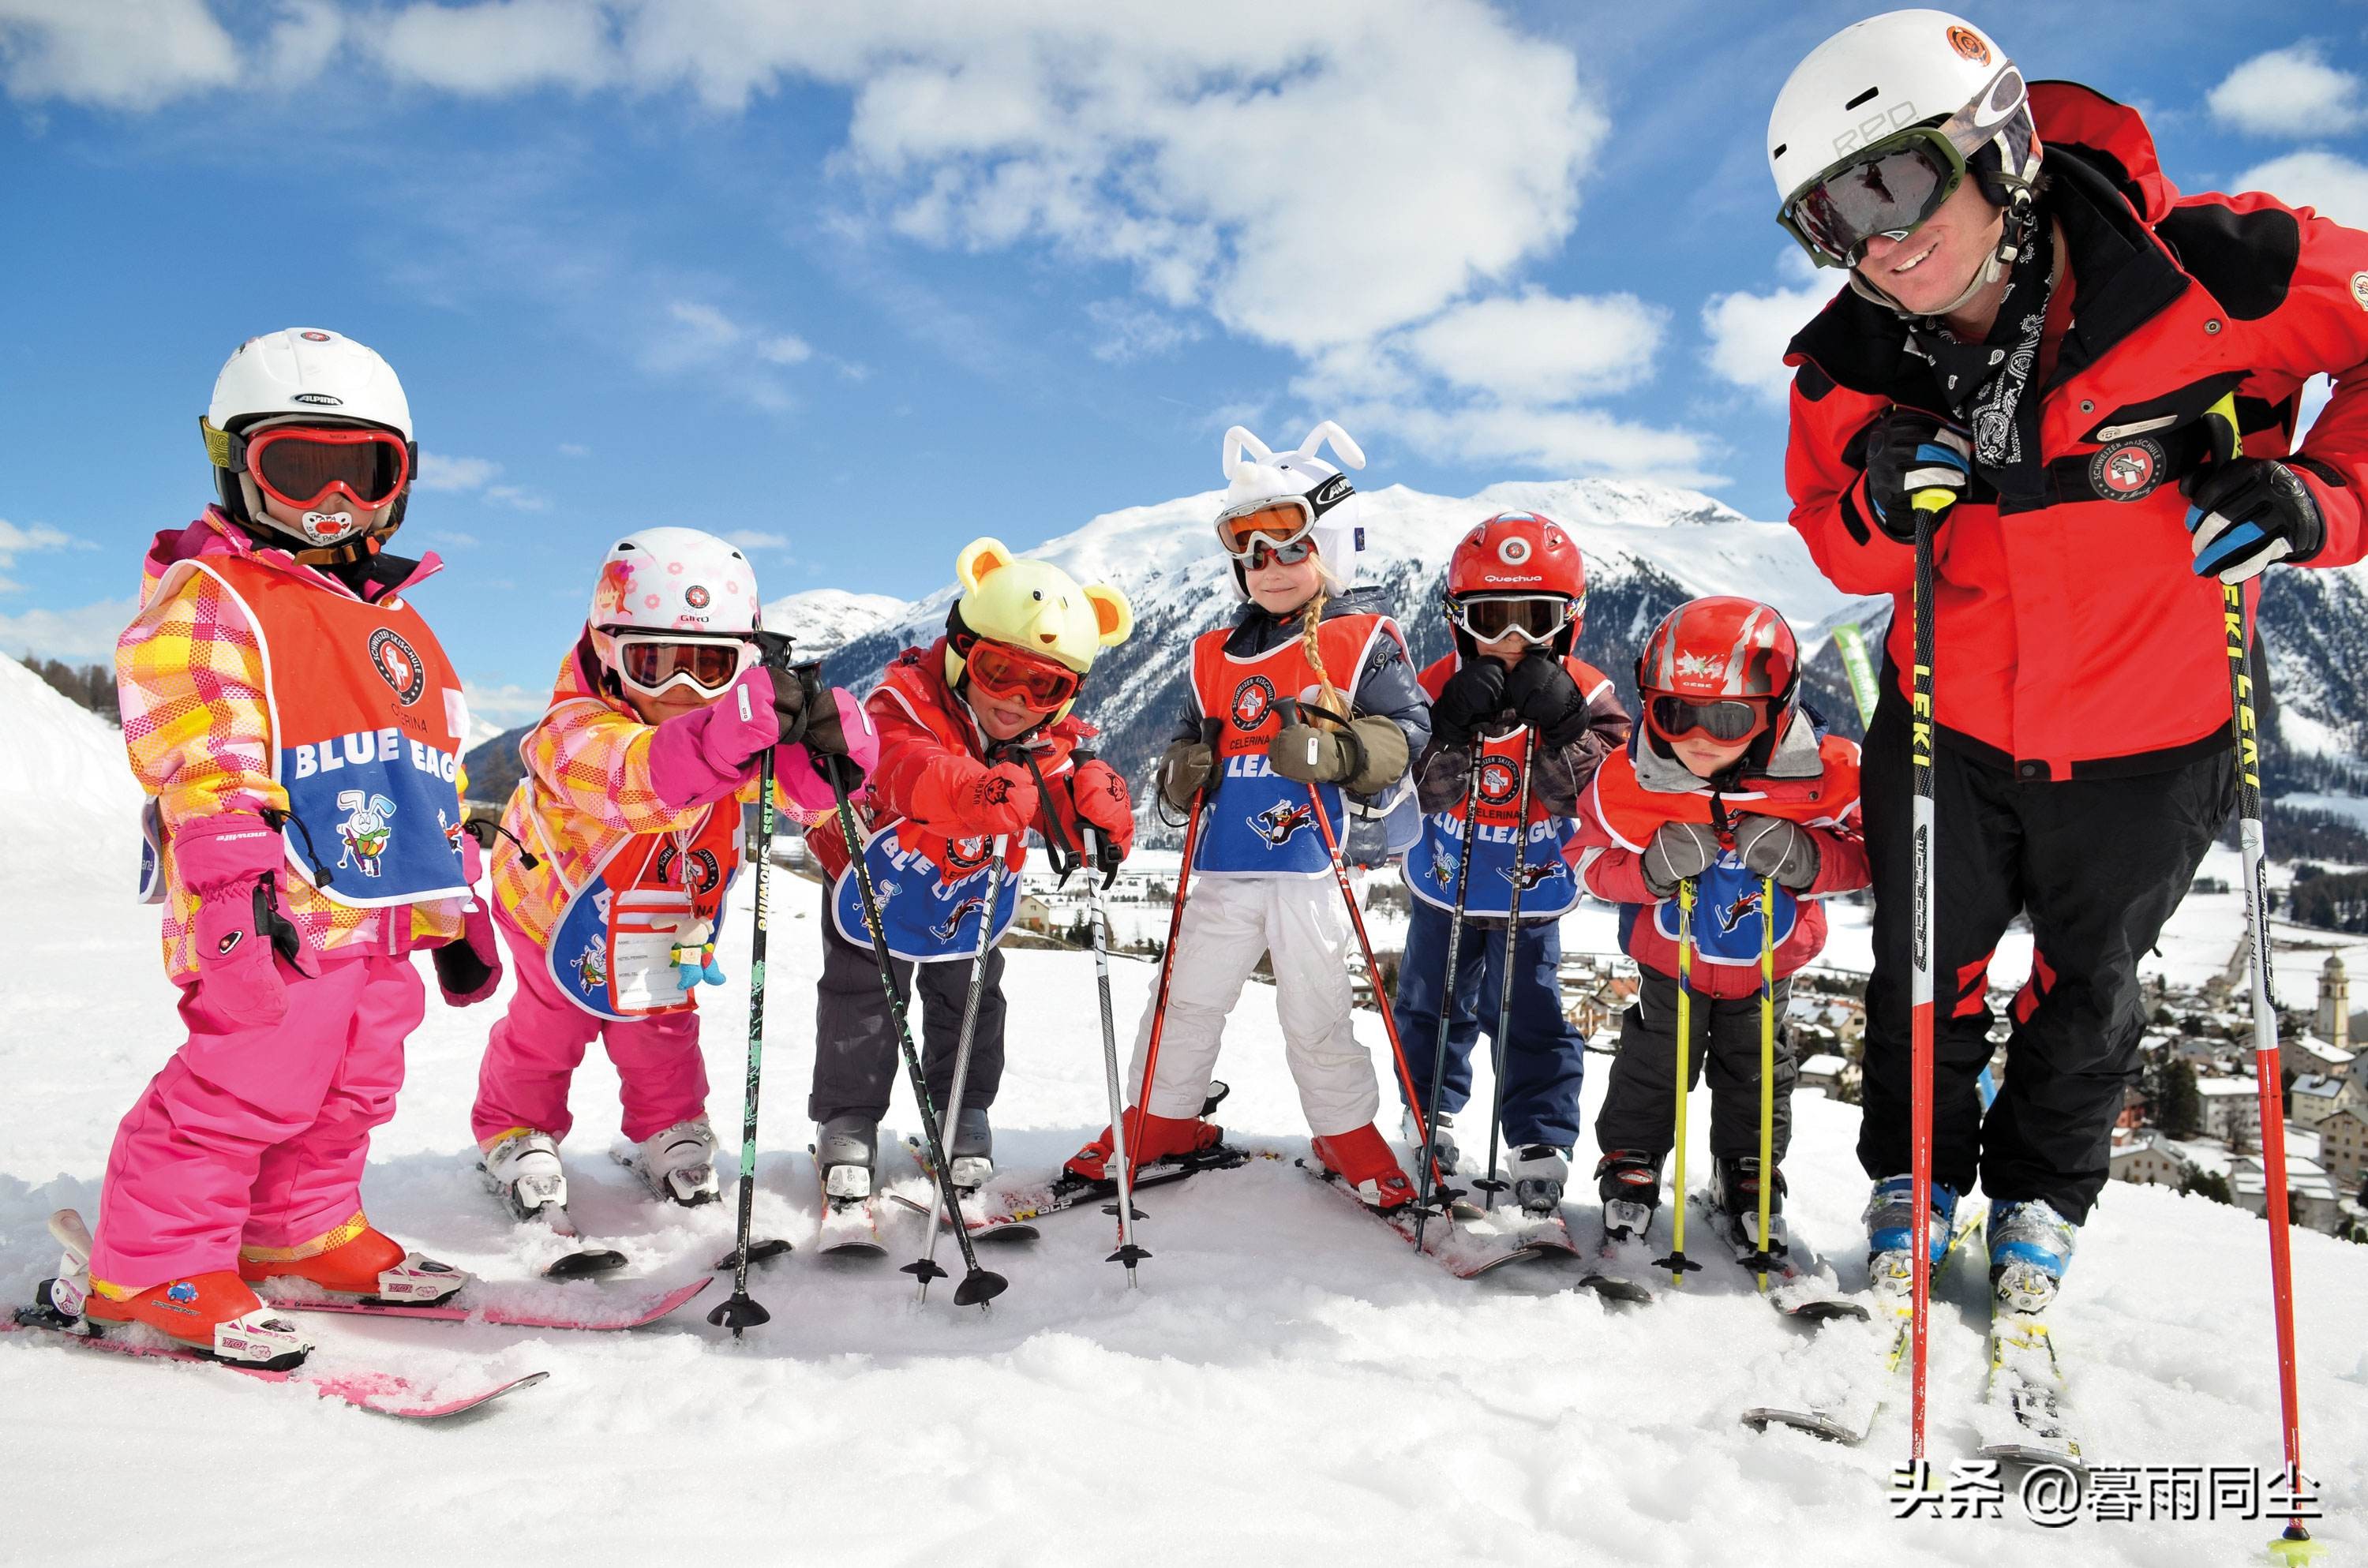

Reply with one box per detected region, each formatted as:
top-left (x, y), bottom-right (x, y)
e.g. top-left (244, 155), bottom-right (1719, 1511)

top-left (258, 1275), bottom-right (711, 1330)
top-left (6, 1314), bottom-right (548, 1419)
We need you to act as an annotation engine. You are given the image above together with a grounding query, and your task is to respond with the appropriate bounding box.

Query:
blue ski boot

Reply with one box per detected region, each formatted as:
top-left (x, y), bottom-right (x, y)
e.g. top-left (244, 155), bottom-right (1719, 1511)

top-left (1864, 1174), bottom-right (1958, 1295)
top-left (1987, 1198), bottom-right (2077, 1315)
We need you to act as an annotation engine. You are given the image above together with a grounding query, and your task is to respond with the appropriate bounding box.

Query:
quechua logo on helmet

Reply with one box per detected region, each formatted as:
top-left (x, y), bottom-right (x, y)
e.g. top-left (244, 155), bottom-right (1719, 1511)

top-left (1230, 675), bottom-right (1277, 732)
top-left (369, 628), bottom-right (428, 705)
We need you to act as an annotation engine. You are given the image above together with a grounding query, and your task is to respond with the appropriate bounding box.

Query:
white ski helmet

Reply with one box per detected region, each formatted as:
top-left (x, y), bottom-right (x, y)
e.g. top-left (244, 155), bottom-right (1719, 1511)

top-left (586, 527), bottom-right (762, 682)
top-left (1768, 10), bottom-right (2040, 312)
top-left (1217, 421), bottom-right (1367, 602)
top-left (202, 328), bottom-right (419, 551)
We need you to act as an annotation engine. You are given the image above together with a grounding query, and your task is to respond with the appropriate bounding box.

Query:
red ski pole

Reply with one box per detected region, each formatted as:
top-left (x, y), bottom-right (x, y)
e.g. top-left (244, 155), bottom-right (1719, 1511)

top-left (1130, 720), bottom-right (1220, 1182)
top-left (1907, 485), bottom-right (1946, 1469)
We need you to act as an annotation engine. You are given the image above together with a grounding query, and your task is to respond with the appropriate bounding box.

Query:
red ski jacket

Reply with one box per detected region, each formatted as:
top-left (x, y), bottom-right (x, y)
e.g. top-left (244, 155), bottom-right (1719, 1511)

top-left (1782, 81), bottom-right (2368, 780)
top-left (805, 639), bottom-right (1092, 881)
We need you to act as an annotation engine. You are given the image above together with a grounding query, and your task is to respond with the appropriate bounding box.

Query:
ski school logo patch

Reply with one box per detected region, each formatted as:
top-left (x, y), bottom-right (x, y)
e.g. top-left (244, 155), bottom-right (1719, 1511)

top-left (368, 628), bottom-right (428, 705)
top-left (655, 842), bottom-right (724, 896)
top-left (1230, 675), bottom-right (1278, 732)
top-left (946, 835), bottom-right (993, 871)
top-left (1477, 758), bottom-right (1520, 807)
top-left (2088, 436), bottom-right (2164, 501)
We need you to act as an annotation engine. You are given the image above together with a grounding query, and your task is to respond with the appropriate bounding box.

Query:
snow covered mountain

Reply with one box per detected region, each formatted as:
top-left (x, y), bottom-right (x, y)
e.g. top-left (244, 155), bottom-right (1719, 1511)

top-left (802, 475), bottom-right (2368, 828)
top-left (762, 587), bottom-right (906, 659)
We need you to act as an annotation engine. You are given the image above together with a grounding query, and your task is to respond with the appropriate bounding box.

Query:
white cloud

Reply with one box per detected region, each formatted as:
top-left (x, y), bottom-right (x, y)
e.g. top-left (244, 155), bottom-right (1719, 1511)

top-left (461, 679), bottom-right (549, 727)
top-left (2209, 44), bottom-right (2366, 138)
top-left (0, 518), bottom-right (81, 572)
top-left (1085, 298), bottom-right (1202, 364)
top-left (258, 0), bottom-right (342, 85)
top-left (2234, 148), bottom-right (2368, 228)
top-left (1399, 293), bottom-right (1664, 402)
top-left (372, 0), bottom-right (614, 95)
top-left (757, 334), bottom-right (811, 365)
top-left (641, 299), bottom-right (820, 409)
top-left (1351, 401), bottom-right (1719, 488)
top-left (415, 453), bottom-right (504, 492)
top-left (426, 530), bottom-right (481, 549)
top-left (1696, 250), bottom-right (1840, 406)
top-left (0, 596), bottom-right (137, 662)
top-left (483, 485), bottom-right (547, 511)
top-left (725, 530), bottom-right (792, 554)
top-left (557, 443), bottom-right (591, 458)
top-left (0, 0), bottom-right (238, 108)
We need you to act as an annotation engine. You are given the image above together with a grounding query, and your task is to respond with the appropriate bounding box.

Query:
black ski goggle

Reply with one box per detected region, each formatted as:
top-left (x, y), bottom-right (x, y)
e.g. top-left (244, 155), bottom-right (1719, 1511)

top-left (1647, 694), bottom-right (1771, 743)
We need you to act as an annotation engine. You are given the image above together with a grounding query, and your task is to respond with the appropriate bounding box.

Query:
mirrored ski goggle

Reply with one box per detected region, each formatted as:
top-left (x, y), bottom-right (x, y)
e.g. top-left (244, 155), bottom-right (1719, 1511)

top-left (1214, 497), bottom-right (1317, 561)
top-left (1449, 593), bottom-right (1576, 645)
top-left (1777, 68), bottom-right (2028, 268)
top-left (610, 634), bottom-right (752, 699)
top-left (1647, 693), bottom-right (1772, 743)
top-left (241, 425), bottom-right (411, 511)
top-left (964, 638), bottom-right (1081, 709)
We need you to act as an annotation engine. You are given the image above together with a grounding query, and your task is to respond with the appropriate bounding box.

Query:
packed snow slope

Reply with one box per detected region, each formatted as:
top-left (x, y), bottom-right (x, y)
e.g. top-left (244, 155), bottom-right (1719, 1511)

top-left (3, 658), bottom-right (2363, 1566)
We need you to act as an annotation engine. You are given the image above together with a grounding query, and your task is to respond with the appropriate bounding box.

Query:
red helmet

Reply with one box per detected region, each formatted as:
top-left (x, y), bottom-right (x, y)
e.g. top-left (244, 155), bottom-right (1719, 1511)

top-left (1636, 597), bottom-right (1800, 762)
top-left (1444, 511), bottom-right (1587, 657)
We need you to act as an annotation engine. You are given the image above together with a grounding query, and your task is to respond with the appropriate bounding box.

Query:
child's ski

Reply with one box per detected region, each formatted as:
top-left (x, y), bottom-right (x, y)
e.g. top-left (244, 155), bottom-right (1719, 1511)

top-left (1300, 1160), bottom-right (1542, 1278)
top-left (257, 1276), bottom-right (711, 1331)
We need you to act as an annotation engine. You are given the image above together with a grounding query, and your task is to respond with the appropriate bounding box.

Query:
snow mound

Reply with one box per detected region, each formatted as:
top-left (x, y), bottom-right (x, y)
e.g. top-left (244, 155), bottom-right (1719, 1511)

top-left (0, 650), bottom-right (139, 886)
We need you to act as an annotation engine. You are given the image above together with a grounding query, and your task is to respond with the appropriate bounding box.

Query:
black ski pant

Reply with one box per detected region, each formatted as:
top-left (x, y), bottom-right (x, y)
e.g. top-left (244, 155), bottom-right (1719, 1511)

top-left (1855, 690), bottom-right (2233, 1224)
top-left (1594, 967), bottom-right (1797, 1175)
top-left (809, 884), bottom-right (1006, 1126)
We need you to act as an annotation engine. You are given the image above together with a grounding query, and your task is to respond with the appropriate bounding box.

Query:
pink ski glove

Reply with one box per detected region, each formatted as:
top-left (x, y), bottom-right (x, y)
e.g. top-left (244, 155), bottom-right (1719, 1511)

top-left (432, 829), bottom-right (504, 1006)
top-left (774, 688), bottom-right (877, 809)
top-left (177, 810), bottom-right (306, 1030)
top-left (646, 664), bottom-right (784, 810)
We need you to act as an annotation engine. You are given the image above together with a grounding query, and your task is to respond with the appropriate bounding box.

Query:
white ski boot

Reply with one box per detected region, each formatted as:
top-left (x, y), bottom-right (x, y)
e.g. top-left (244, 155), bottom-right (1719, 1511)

top-left (949, 1106), bottom-right (994, 1192)
top-left (1403, 1107), bottom-right (1462, 1177)
top-left (482, 1129), bottom-right (569, 1220)
top-left (1987, 1198), bottom-right (2077, 1315)
top-left (817, 1115), bottom-right (878, 1201)
top-left (1508, 1145), bottom-right (1570, 1215)
top-left (629, 1117), bottom-right (722, 1207)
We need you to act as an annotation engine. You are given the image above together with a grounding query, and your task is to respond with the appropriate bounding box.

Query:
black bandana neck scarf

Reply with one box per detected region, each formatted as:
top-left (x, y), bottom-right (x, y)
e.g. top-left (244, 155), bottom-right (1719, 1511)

top-left (1904, 213), bottom-right (2056, 508)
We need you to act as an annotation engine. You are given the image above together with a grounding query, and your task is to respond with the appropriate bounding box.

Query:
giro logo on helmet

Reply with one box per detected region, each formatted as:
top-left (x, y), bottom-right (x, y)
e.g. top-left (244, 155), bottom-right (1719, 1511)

top-left (368, 628), bottom-right (428, 705)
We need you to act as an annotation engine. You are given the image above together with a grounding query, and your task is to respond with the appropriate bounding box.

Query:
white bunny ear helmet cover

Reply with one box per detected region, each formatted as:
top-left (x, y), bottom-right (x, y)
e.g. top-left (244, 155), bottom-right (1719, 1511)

top-left (1216, 421), bottom-right (1369, 597)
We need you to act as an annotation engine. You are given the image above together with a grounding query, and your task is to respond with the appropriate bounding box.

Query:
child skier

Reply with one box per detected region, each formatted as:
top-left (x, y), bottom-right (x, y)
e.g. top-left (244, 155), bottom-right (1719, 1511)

top-left (472, 528), bottom-right (874, 1220)
top-left (805, 538), bottom-right (1134, 1210)
top-left (1395, 511), bottom-right (1631, 1212)
top-left (1066, 422), bottom-right (1429, 1211)
top-left (67, 328), bottom-right (490, 1368)
top-left (1569, 597), bottom-right (1868, 1257)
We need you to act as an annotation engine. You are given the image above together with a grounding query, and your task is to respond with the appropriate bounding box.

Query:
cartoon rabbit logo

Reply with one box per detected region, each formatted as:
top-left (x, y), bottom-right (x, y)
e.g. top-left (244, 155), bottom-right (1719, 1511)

top-left (336, 791), bottom-right (397, 878)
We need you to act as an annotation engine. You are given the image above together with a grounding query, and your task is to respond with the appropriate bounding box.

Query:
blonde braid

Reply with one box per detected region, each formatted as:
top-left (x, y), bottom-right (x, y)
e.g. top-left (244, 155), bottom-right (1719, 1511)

top-left (1298, 588), bottom-right (1346, 717)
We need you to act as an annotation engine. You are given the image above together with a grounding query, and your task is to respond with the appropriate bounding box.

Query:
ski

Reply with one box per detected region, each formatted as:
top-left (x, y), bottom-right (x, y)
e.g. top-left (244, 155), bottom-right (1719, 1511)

top-left (811, 1144), bottom-right (889, 1259)
top-left (888, 1141), bottom-right (1265, 1238)
top-left (1976, 1310), bottom-right (2085, 1469)
top-left (257, 1275), bottom-right (712, 1331)
top-left (896, 1134), bottom-right (1040, 1244)
top-left (1739, 1200), bottom-right (1988, 1445)
top-left (6, 1308), bottom-right (548, 1419)
top-left (1299, 1159), bottom-right (1542, 1278)
top-left (1685, 1190), bottom-right (1868, 1321)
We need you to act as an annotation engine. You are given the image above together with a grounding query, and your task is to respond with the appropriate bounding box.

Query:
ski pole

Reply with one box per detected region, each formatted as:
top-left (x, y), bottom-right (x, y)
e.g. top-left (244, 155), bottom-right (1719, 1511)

top-left (1754, 874), bottom-right (1777, 1293)
top-left (1129, 720), bottom-right (1220, 1186)
top-left (826, 754), bottom-right (1006, 1311)
top-left (1474, 725), bottom-right (1537, 1208)
top-left (2227, 585), bottom-right (2318, 1559)
top-left (1654, 878), bottom-right (1702, 1284)
top-left (1907, 479), bottom-right (1947, 1466)
top-left (911, 827), bottom-right (1010, 1302)
top-left (1414, 743), bottom-right (1487, 1252)
top-left (1023, 747), bottom-right (1151, 1284)
top-left (707, 635), bottom-right (808, 1337)
top-left (1280, 700), bottom-right (1448, 1208)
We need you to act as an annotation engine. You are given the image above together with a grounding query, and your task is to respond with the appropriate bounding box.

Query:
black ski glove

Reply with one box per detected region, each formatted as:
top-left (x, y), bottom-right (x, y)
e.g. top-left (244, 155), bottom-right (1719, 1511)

top-left (1501, 653), bottom-right (1589, 750)
top-left (1858, 408), bottom-right (1973, 541)
top-left (1429, 658), bottom-right (1508, 750)
top-left (2183, 458), bottom-right (2325, 583)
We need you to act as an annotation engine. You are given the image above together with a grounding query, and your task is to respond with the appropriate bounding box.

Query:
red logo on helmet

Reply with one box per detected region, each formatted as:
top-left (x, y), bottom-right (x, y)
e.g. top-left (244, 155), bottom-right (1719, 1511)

top-left (2089, 438), bottom-right (2163, 501)
top-left (1946, 24), bottom-right (1990, 64)
top-left (1230, 676), bottom-right (1276, 732)
top-left (367, 628), bottom-right (426, 705)
top-left (299, 330), bottom-right (332, 342)
top-left (685, 585), bottom-right (711, 609)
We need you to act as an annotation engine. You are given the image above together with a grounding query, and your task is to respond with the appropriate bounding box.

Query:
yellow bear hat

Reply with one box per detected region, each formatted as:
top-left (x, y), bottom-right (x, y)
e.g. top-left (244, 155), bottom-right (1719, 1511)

top-left (942, 537), bottom-right (1133, 722)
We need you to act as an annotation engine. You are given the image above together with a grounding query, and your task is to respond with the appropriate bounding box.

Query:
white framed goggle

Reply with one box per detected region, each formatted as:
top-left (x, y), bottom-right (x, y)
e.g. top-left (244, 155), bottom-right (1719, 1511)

top-left (1448, 593), bottom-right (1576, 645)
top-left (1214, 495), bottom-right (1317, 561)
top-left (609, 633), bottom-right (754, 700)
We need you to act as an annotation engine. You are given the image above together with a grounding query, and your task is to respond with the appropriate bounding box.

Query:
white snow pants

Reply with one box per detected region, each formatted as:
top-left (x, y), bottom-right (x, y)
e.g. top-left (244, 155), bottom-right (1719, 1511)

top-left (1126, 873), bottom-right (1381, 1137)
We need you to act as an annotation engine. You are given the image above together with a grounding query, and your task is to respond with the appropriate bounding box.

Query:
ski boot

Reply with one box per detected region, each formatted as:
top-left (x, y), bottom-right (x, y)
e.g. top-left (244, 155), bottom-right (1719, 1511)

top-left (630, 1116), bottom-right (722, 1207)
top-left (1508, 1145), bottom-right (1571, 1216)
top-left (1864, 1174), bottom-right (1959, 1297)
top-left (41, 1209), bottom-right (311, 1370)
top-left (481, 1128), bottom-right (568, 1220)
top-left (949, 1106), bottom-right (994, 1193)
top-left (1987, 1198), bottom-right (2077, 1315)
top-left (1595, 1150), bottom-right (1663, 1241)
top-left (1312, 1123), bottom-right (1417, 1212)
top-left (238, 1223), bottom-right (470, 1307)
top-left (817, 1113), bottom-right (879, 1203)
top-left (1710, 1155), bottom-right (1789, 1260)
top-left (1402, 1106), bottom-right (1461, 1177)
top-left (1064, 1082), bottom-right (1231, 1186)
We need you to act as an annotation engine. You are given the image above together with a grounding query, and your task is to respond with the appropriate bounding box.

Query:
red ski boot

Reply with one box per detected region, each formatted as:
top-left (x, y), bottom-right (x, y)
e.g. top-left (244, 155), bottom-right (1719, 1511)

top-left (1312, 1123), bottom-right (1417, 1211)
top-left (238, 1220), bottom-right (468, 1305)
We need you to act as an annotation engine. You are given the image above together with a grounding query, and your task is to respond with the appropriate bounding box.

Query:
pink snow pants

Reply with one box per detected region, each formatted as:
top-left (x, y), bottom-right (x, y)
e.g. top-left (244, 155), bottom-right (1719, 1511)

top-left (469, 907), bottom-right (707, 1147)
top-left (90, 949), bottom-right (421, 1292)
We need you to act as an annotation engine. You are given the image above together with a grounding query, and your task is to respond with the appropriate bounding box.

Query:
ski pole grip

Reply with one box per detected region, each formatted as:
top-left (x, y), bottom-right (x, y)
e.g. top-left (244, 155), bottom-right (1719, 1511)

top-left (1072, 748), bottom-right (1124, 887)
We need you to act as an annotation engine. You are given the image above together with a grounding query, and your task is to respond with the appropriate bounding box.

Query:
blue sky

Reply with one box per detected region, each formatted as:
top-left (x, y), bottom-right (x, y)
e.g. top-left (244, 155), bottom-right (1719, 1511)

top-left (3, 0), bottom-right (2364, 724)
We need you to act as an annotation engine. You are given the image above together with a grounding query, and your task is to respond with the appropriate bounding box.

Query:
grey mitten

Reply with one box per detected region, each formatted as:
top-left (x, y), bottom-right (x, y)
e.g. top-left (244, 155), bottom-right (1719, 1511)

top-left (1731, 814), bottom-right (1820, 891)
top-left (1640, 820), bottom-right (1720, 896)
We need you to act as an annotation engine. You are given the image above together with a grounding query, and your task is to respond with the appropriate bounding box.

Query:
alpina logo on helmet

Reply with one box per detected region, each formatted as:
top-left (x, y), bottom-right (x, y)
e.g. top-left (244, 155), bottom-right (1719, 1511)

top-left (291, 392), bottom-right (343, 406)
top-left (1946, 24), bottom-right (1990, 64)
top-left (1310, 474), bottom-right (1353, 513)
top-left (685, 586), bottom-right (711, 609)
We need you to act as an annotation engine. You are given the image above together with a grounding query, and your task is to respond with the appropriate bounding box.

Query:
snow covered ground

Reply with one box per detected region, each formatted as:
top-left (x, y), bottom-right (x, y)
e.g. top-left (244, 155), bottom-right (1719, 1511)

top-left (4, 663), bottom-right (2364, 1564)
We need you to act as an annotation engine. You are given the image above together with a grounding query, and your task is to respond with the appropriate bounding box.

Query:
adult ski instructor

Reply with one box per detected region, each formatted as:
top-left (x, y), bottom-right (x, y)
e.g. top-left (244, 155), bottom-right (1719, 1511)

top-left (1767, 9), bottom-right (2368, 1313)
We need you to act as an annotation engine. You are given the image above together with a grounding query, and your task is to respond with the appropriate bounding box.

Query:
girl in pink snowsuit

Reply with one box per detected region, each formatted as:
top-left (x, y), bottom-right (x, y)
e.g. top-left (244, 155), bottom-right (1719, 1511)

top-left (470, 527), bottom-right (875, 1218)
